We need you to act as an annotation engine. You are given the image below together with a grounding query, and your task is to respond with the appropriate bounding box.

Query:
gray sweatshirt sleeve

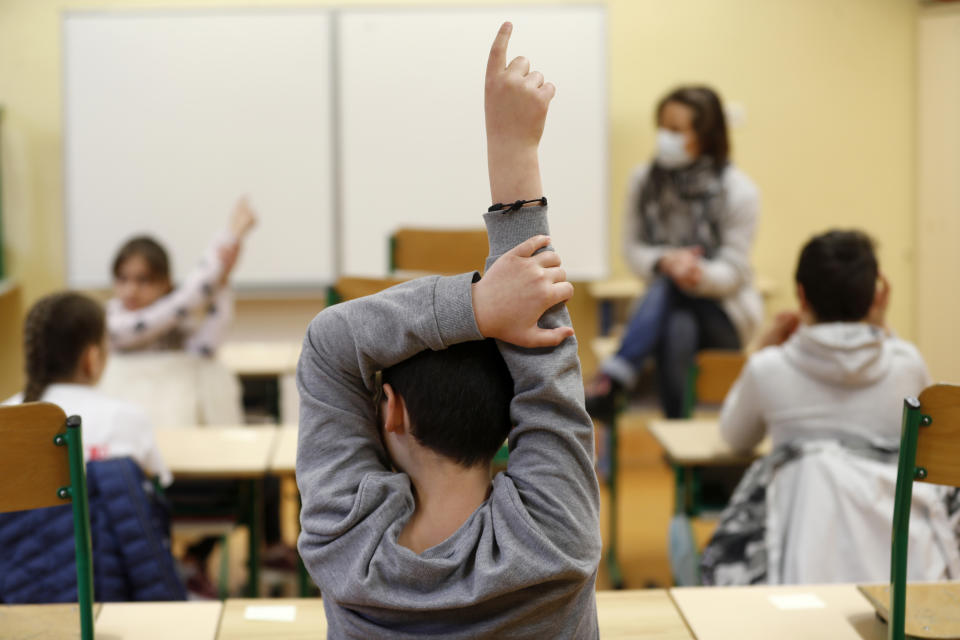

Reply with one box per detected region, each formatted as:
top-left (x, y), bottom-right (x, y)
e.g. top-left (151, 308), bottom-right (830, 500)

top-left (483, 206), bottom-right (602, 559)
top-left (296, 273), bottom-right (483, 539)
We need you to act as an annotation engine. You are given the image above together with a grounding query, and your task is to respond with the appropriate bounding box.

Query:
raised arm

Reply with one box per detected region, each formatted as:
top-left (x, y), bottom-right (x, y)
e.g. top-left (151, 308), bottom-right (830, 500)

top-left (481, 23), bottom-right (601, 560)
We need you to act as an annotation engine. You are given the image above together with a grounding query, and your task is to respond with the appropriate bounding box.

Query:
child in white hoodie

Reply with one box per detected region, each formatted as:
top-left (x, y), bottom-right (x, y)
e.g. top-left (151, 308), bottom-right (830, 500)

top-left (720, 230), bottom-right (931, 452)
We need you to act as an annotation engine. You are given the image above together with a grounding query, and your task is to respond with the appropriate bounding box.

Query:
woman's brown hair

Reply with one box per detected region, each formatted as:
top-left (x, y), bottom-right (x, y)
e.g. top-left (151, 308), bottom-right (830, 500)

top-left (656, 85), bottom-right (730, 169)
top-left (22, 293), bottom-right (105, 402)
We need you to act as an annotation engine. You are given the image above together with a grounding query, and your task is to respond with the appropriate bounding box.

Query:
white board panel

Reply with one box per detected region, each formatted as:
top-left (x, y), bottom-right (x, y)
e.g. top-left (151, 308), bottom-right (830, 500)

top-left (338, 6), bottom-right (608, 279)
top-left (63, 10), bottom-right (335, 289)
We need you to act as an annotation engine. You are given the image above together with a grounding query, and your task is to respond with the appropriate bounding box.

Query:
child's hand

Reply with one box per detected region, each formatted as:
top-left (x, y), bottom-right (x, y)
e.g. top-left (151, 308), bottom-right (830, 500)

top-left (230, 196), bottom-right (258, 239)
top-left (485, 22), bottom-right (556, 204)
top-left (755, 310), bottom-right (802, 349)
top-left (661, 247), bottom-right (703, 289)
top-left (472, 235), bottom-right (575, 348)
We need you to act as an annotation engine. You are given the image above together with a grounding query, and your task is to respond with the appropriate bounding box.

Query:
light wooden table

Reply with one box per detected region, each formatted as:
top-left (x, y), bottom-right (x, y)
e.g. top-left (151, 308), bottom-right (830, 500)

top-left (671, 584), bottom-right (886, 640)
top-left (213, 591), bottom-right (691, 638)
top-left (0, 603), bottom-right (100, 640)
top-left (157, 426), bottom-right (279, 479)
top-left (647, 419), bottom-right (771, 468)
top-left (269, 425), bottom-right (298, 476)
top-left (218, 341), bottom-right (302, 424)
top-left (95, 601), bottom-right (223, 640)
top-left (587, 275), bottom-right (778, 302)
top-left (648, 418), bottom-right (770, 519)
top-left (218, 342), bottom-right (301, 377)
top-left (218, 598), bottom-right (327, 639)
top-left (157, 426), bottom-right (279, 597)
top-left (597, 590), bottom-right (693, 639)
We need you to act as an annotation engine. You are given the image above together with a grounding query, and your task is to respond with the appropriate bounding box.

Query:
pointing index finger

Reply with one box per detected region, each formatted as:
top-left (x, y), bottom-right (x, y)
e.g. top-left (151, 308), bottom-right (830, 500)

top-left (486, 22), bottom-right (512, 80)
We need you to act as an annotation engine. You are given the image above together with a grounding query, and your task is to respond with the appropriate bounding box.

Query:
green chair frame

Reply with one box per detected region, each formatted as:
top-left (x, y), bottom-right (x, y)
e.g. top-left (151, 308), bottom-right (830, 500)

top-left (0, 403), bottom-right (94, 639)
top-left (889, 384), bottom-right (960, 640)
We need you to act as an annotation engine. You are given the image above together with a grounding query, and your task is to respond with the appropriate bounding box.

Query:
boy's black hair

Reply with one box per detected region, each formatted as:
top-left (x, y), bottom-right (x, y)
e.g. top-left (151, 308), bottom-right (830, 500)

top-left (795, 230), bottom-right (878, 323)
top-left (112, 236), bottom-right (171, 282)
top-left (23, 292), bottom-right (106, 402)
top-left (382, 339), bottom-right (514, 468)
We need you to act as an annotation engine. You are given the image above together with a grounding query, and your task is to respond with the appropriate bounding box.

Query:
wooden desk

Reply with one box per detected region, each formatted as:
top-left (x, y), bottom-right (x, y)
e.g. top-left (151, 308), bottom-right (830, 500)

top-left (0, 603), bottom-right (101, 640)
top-left (670, 584), bottom-right (886, 640)
top-left (157, 426), bottom-right (279, 597)
top-left (588, 275), bottom-right (778, 302)
top-left (218, 598), bottom-right (326, 639)
top-left (647, 419), bottom-right (770, 467)
top-left (270, 425), bottom-right (298, 476)
top-left (597, 590), bottom-right (693, 639)
top-left (95, 602), bottom-right (223, 640)
top-left (218, 342), bottom-right (301, 377)
top-left (157, 426), bottom-right (279, 479)
top-left (218, 341), bottom-right (301, 423)
top-left (217, 592), bottom-right (691, 638)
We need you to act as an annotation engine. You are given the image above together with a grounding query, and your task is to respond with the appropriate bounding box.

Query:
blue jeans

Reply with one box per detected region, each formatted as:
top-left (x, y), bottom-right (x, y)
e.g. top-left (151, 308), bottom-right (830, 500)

top-left (603, 277), bottom-right (740, 418)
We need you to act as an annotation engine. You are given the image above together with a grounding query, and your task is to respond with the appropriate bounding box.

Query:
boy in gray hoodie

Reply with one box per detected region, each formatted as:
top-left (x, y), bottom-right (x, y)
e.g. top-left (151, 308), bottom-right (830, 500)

top-left (720, 230), bottom-right (931, 452)
top-left (295, 23), bottom-right (602, 639)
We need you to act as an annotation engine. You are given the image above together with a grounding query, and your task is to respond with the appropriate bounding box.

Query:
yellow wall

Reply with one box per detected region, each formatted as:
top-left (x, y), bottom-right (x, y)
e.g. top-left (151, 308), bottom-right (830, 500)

top-left (916, 3), bottom-right (960, 383)
top-left (1, 0), bottom-right (919, 389)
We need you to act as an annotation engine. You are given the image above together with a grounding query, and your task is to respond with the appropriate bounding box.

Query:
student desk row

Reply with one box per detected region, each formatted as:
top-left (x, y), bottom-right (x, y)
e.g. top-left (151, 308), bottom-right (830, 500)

top-left (647, 418), bottom-right (770, 516)
top-left (155, 425), bottom-right (298, 597)
top-left (8, 584), bottom-right (938, 639)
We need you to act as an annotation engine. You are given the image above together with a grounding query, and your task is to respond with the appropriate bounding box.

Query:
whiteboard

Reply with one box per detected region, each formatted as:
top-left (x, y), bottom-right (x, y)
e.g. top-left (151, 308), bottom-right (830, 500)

top-left (63, 10), bottom-right (335, 289)
top-left (337, 6), bottom-right (608, 279)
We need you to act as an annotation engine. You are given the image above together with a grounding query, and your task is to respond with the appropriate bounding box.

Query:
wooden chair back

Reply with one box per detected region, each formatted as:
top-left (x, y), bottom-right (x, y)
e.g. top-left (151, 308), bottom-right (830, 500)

top-left (0, 402), bottom-right (94, 639)
top-left (886, 384), bottom-right (960, 640)
top-left (914, 384), bottom-right (960, 486)
top-left (692, 350), bottom-right (747, 407)
top-left (330, 276), bottom-right (409, 303)
top-left (0, 402), bottom-right (71, 513)
top-left (390, 228), bottom-right (488, 275)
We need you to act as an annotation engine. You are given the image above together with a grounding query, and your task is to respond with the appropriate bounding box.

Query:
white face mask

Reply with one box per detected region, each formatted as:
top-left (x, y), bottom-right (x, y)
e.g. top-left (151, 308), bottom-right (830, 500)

top-left (655, 128), bottom-right (693, 169)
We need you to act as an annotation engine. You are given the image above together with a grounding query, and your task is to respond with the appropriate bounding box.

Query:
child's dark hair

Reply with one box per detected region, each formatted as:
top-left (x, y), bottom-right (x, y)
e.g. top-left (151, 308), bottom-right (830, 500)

top-left (381, 339), bottom-right (514, 467)
top-left (23, 292), bottom-right (106, 402)
top-left (656, 85), bottom-right (730, 168)
top-left (112, 236), bottom-right (171, 282)
top-left (795, 230), bottom-right (878, 323)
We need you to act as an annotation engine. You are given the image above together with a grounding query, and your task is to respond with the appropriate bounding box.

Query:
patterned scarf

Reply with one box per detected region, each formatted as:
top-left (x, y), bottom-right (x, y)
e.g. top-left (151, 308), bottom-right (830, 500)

top-left (636, 158), bottom-right (726, 259)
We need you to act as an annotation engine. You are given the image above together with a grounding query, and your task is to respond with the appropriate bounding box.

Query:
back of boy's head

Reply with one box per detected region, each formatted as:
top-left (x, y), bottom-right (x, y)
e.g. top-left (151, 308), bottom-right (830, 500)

top-left (23, 292), bottom-right (105, 403)
top-left (381, 339), bottom-right (514, 468)
top-left (795, 230), bottom-right (878, 323)
top-left (112, 236), bottom-right (171, 282)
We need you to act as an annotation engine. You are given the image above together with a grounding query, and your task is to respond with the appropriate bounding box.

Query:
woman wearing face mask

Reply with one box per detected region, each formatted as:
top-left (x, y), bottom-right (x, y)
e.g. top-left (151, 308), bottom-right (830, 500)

top-left (587, 86), bottom-right (762, 420)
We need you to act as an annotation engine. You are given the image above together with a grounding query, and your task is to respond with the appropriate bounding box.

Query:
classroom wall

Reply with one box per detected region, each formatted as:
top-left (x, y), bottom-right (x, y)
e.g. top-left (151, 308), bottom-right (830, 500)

top-left (916, 3), bottom-right (960, 383)
top-left (0, 0), bottom-right (919, 391)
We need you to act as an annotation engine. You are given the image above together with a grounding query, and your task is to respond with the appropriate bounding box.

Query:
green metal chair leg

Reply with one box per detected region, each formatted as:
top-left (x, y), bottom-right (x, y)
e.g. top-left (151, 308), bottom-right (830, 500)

top-left (889, 398), bottom-right (925, 640)
top-left (60, 416), bottom-right (94, 640)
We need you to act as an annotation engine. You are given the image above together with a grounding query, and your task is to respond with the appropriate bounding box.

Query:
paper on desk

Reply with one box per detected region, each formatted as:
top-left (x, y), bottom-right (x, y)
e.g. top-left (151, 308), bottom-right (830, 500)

top-left (768, 594), bottom-right (826, 610)
top-left (244, 605), bottom-right (297, 622)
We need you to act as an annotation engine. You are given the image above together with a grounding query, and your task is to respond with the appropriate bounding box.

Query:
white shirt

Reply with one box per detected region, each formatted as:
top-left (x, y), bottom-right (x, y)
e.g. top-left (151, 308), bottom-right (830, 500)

top-left (5, 383), bottom-right (173, 486)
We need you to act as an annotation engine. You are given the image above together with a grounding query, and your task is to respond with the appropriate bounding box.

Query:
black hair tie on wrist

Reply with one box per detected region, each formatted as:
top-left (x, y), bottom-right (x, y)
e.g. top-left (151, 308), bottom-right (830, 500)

top-left (487, 196), bottom-right (547, 213)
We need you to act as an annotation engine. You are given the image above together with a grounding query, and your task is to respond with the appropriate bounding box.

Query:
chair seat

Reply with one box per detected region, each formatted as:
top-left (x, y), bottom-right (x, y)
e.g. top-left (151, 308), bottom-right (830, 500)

top-left (858, 583), bottom-right (960, 639)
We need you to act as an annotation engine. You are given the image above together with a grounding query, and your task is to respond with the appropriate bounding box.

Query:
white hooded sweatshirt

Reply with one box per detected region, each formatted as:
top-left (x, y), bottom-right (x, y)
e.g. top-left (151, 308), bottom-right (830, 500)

top-left (720, 323), bottom-right (931, 452)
